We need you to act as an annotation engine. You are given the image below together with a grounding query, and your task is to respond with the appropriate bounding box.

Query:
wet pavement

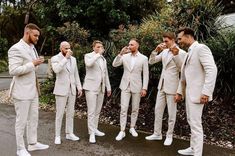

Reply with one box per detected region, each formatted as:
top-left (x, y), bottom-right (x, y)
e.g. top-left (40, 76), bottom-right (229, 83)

top-left (0, 64), bottom-right (234, 156)
top-left (0, 102), bottom-right (234, 156)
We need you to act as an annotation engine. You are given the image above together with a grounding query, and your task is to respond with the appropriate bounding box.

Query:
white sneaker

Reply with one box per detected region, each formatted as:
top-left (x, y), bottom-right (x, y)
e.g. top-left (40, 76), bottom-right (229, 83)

top-left (129, 128), bottom-right (138, 137)
top-left (16, 149), bottom-right (31, 156)
top-left (178, 147), bottom-right (194, 155)
top-left (28, 142), bottom-right (49, 151)
top-left (89, 133), bottom-right (96, 143)
top-left (164, 137), bottom-right (173, 146)
top-left (115, 131), bottom-right (126, 141)
top-left (54, 136), bottom-right (61, 144)
top-left (95, 129), bottom-right (105, 136)
top-left (66, 133), bottom-right (80, 141)
top-left (145, 134), bottom-right (162, 141)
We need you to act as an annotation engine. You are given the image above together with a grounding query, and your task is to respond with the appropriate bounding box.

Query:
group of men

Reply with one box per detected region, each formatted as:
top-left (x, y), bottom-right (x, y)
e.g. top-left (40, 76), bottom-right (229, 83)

top-left (8, 23), bottom-right (217, 156)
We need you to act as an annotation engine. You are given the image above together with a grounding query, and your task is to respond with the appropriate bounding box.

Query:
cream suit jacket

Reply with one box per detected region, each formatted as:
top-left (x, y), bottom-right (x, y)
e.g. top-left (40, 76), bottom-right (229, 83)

top-left (112, 52), bottom-right (149, 93)
top-left (51, 53), bottom-right (82, 96)
top-left (83, 52), bottom-right (111, 92)
top-left (178, 41), bottom-right (217, 103)
top-left (8, 39), bottom-right (39, 100)
top-left (149, 48), bottom-right (186, 94)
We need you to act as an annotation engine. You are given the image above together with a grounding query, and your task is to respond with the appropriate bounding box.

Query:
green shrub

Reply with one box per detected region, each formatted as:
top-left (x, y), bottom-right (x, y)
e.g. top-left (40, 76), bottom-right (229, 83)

top-left (0, 59), bottom-right (8, 73)
top-left (207, 29), bottom-right (235, 99)
top-left (57, 21), bottom-right (90, 49)
top-left (39, 78), bottom-right (55, 106)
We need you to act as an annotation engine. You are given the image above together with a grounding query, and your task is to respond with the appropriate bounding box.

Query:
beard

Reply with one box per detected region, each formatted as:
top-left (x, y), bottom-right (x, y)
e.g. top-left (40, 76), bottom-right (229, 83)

top-left (130, 48), bottom-right (137, 53)
top-left (61, 51), bottom-right (67, 56)
top-left (179, 42), bottom-right (190, 50)
top-left (28, 35), bottom-right (37, 45)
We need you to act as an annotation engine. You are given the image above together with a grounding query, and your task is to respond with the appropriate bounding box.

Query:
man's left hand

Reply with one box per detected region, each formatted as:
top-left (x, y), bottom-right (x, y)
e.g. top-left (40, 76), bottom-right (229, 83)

top-left (200, 94), bottom-right (209, 104)
top-left (78, 89), bottom-right (83, 98)
top-left (141, 89), bottom-right (147, 97)
top-left (107, 90), bottom-right (112, 97)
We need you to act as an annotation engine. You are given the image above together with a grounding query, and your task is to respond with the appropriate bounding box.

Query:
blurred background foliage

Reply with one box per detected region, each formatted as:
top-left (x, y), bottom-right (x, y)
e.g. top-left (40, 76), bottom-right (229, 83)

top-left (0, 0), bottom-right (234, 146)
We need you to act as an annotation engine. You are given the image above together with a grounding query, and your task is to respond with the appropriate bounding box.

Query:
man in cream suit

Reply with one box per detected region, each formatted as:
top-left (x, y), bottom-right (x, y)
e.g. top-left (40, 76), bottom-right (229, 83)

top-left (112, 38), bottom-right (149, 141)
top-left (146, 32), bottom-right (186, 146)
top-left (8, 23), bottom-right (49, 156)
top-left (83, 40), bottom-right (111, 143)
top-left (51, 41), bottom-right (83, 145)
top-left (176, 28), bottom-right (217, 156)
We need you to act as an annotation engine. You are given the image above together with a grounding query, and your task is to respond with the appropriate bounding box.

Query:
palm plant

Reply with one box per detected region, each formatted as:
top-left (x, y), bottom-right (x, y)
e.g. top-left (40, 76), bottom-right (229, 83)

top-left (207, 29), bottom-right (235, 100)
top-left (173, 0), bottom-right (224, 41)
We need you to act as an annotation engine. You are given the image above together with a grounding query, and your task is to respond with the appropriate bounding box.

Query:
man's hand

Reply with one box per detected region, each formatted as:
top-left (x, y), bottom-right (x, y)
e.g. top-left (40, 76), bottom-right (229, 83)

top-left (120, 46), bottom-right (130, 55)
top-left (107, 90), bottom-right (112, 97)
top-left (155, 43), bottom-right (166, 53)
top-left (78, 89), bottom-right (83, 98)
top-left (99, 47), bottom-right (105, 55)
top-left (32, 58), bottom-right (44, 66)
top-left (65, 49), bottom-right (73, 58)
top-left (140, 89), bottom-right (147, 97)
top-left (174, 93), bottom-right (182, 103)
top-left (170, 46), bottom-right (179, 56)
top-left (200, 94), bottom-right (209, 104)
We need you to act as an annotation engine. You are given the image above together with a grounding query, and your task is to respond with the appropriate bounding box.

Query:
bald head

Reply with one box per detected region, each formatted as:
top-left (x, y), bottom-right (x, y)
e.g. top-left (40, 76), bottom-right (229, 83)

top-left (60, 41), bottom-right (70, 49)
top-left (60, 41), bottom-right (71, 56)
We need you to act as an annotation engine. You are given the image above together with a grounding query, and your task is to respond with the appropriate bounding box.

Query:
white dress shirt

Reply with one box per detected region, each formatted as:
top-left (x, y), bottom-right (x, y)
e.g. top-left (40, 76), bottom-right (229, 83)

top-left (130, 52), bottom-right (139, 70)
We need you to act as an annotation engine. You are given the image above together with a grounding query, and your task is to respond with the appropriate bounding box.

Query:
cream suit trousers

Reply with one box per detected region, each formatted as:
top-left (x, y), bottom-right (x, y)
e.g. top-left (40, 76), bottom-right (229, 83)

top-left (14, 97), bottom-right (38, 150)
top-left (154, 90), bottom-right (176, 138)
top-left (55, 90), bottom-right (76, 137)
top-left (186, 89), bottom-right (204, 156)
top-left (120, 87), bottom-right (141, 131)
top-left (85, 89), bottom-right (104, 134)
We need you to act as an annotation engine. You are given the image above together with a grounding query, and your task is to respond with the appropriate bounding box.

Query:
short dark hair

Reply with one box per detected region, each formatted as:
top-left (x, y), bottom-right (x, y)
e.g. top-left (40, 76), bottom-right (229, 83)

top-left (92, 40), bottom-right (103, 47)
top-left (24, 23), bottom-right (40, 32)
top-left (177, 27), bottom-right (195, 39)
top-left (162, 32), bottom-right (176, 40)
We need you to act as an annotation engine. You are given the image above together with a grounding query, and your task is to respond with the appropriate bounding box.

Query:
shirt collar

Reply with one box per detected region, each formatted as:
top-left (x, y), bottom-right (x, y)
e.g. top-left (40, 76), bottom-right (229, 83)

top-left (131, 51), bottom-right (139, 56)
top-left (20, 39), bottom-right (34, 49)
top-left (188, 41), bottom-right (198, 52)
top-left (59, 52), bottom-right (70, 59)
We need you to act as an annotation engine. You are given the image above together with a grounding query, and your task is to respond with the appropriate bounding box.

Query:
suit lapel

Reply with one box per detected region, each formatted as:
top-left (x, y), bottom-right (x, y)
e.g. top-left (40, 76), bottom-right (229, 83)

top-left (66, 59), bottom-right (71, 72)
top-left (182, 53), bottom-right (188, 68)
top-left (127, 53), bottom-right (133, 71)
top-left (186, 41), bottom-right (198, 64)
top-left (165, 52), bottom-right (173, 67)
top-left (186, 49), bottom-right (193, 64)
top-left (99, 56), bottom-right (105, 71)
top-left (162, 51), bottom-right (169, 68)
top-left (58, 53), bottom-right (70, 72)
top-left (69, 57), bottom-right (75, 73)
top-left (20, 40), bottom-right (34, 61)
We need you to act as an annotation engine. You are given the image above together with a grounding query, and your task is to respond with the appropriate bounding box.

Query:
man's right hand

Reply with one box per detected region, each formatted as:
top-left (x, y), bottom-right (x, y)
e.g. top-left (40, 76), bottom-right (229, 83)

top-left (155, 43), bottom-right (166, 53)
top-left (120, 46), bottom-right (130, 55)
top-left (99, 47), bottom-right (105, 55)
top-left (33, 58), bottom-right (44, 66)
top-left (174, 93), bottom-right (182, 103)
top-left (65, 49), bottom-right (73, 58)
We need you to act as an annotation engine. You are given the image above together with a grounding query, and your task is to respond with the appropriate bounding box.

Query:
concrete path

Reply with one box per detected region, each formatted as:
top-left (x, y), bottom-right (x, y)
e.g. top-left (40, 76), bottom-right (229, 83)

top-left (0, 63), bottom-right (48, 90)
top-left (0, 63), bottom-right (48, 78)
top-left (0, 103), bottom-right (234, 156)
